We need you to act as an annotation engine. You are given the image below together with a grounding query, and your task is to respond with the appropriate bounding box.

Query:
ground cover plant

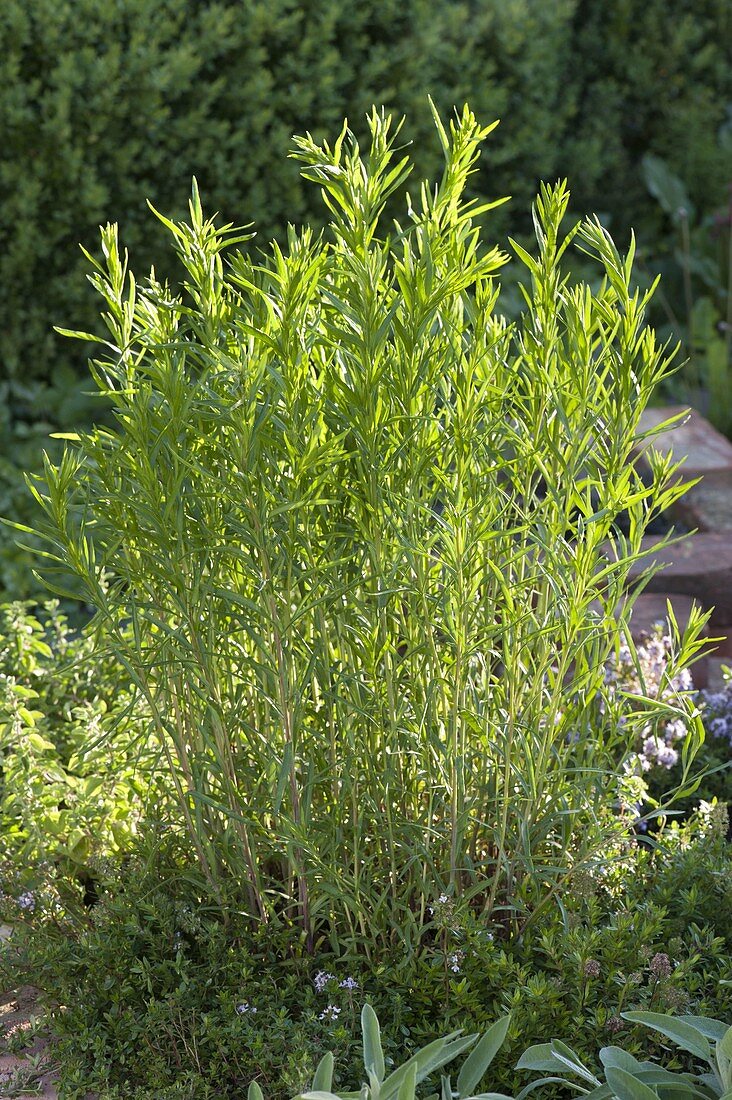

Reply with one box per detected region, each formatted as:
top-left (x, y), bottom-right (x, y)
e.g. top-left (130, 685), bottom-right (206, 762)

top-left (3, 102), bottom-right (730, 1097)
top-left (3, 808), bottom-right (730, 1097)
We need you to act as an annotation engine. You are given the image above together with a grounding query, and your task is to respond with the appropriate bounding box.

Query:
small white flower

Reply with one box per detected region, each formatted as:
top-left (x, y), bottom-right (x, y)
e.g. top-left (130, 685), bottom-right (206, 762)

top-left (314, 970), bottom-right (335, 993)
top-left (339, 976), bottom-right (358, 990)
top-left (236, 1002), bottom-right (257, 1014)
top-left (319, 1004), bottom-right (341, 1022)
top-left (447, 951), bottom-right (464, 973)
top-left (643, 734), bottom-right (662, 758)
top-left (664, 718), bottom-right (687, 743)
top-left (656, 744), bottom-right (678, 768)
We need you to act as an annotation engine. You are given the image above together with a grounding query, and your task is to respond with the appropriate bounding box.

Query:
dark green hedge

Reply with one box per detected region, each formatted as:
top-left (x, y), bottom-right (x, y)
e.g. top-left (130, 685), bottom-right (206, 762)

top-left (0, 0), bottom-right (729, 387)
top-left (565, 0), bottom-right (731, 234)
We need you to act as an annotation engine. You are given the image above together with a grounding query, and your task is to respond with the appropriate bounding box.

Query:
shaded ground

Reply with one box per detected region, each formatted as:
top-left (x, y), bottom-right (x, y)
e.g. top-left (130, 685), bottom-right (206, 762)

top-left (0, 984), bottom-right (57, 1099)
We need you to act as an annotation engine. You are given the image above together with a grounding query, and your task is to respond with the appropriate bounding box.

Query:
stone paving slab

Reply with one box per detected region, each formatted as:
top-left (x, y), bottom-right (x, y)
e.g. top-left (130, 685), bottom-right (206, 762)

top-left (673, 467), bottom-right (732, 531)
top-left (624, 533), bottom-right (732, 625)
top-left (626, 592), bottom-right (705, 638)
top-left (635, 405), bottom-right (732, 473)
top-left (703, 656), bottom-right (730, 692)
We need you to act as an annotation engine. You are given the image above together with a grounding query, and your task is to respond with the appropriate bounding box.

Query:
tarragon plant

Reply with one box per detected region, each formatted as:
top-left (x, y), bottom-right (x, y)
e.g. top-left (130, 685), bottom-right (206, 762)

top-left (16, 101), bottom-right (707, 950)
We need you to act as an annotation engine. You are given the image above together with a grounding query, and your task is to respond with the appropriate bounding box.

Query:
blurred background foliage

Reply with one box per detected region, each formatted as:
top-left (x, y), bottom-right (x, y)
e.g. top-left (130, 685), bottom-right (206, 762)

top-left (0, 0), bottom-right (730, 600)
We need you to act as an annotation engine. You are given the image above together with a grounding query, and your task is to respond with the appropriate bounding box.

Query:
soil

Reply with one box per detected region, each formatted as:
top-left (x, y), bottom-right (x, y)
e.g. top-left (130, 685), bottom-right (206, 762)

top-left (0, 982), bottom-right (57, 1099)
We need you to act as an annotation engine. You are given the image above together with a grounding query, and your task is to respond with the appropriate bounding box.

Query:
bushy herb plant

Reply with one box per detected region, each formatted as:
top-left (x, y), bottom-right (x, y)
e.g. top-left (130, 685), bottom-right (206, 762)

top-left (0, 600), bottom-right (160, 887)
top-left (518, 1009), bottom-right (732, 1100)
top-left (18, 102), bottom-right (708, 951)
top-left (248, 1003), bottom-right (512, 1100)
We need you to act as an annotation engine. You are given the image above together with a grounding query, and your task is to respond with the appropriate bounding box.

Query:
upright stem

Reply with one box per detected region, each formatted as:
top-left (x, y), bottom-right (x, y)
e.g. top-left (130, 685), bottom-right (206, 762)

top-left (254, 510), bottom-right (310, 944)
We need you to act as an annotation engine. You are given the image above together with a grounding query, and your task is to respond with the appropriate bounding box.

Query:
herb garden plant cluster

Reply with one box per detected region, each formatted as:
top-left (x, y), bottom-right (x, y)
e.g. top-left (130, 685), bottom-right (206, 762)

top-left (0, 105), bottom-right (730, 1099)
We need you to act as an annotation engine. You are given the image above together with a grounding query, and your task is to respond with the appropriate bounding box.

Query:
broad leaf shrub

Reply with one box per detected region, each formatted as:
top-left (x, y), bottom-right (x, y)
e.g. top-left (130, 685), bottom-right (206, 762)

top-left (20, 103), bottom-right (708, 951)
top-left (519, 1007), bottom-right (732, 1100)
top-left (634, 151), bottom-right (732, 437)
top-left (563, 0), bottom-right (730, 243)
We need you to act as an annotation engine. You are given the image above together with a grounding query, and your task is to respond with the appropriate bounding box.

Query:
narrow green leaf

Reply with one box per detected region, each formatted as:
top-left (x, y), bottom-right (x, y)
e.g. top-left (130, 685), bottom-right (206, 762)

top-left (427, 96), bottom-right (450, 158)
top-left (548, 1041), bottom-right (600, 1086)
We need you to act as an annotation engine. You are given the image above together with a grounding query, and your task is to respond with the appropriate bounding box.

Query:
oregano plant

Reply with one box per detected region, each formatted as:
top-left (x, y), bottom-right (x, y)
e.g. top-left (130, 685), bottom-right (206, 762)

top-left (16, 102), bottom-right (707, 953)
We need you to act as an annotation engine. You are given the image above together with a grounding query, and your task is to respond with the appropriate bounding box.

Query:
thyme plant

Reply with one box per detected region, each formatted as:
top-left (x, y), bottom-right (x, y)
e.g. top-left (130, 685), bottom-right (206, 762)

top-left (22, 104), bottom-right (706, 951)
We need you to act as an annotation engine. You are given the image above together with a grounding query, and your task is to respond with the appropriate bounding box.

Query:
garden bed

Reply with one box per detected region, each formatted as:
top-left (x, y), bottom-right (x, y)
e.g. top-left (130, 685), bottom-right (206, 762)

top-left (0, 102), bottom-right (729, 1100)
